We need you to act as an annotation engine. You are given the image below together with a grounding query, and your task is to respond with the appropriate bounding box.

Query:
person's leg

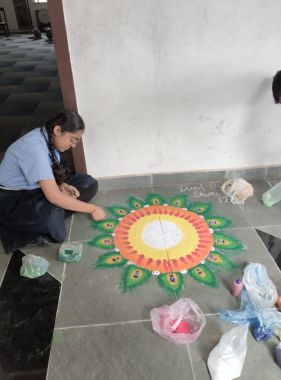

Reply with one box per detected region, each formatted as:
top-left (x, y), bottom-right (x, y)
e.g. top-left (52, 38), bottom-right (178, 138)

top-left (66, 173), bottom-right (98, 202)
top-left (63, 174), bottom-right (99, 219)
top-left (0, 188), bottom-right (66, 253)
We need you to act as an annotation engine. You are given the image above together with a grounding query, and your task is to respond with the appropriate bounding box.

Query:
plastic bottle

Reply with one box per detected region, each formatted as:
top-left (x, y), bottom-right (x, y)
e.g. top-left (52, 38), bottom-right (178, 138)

top-left (262, 181), bottom-right (281, 207)
top-left (231, 278), bottom-right (243, 297)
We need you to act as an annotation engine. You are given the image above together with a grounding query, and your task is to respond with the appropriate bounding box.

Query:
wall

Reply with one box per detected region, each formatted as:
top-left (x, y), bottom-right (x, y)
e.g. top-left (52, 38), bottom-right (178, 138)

top-left (0, 0), bottom-right (18, 30)
top-left (62, 0), bottom-right (281, 178)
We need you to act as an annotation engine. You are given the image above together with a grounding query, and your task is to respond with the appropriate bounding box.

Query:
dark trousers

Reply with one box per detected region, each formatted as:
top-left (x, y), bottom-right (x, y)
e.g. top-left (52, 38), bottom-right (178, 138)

top-left (0, 174), bottom-right (98, 253)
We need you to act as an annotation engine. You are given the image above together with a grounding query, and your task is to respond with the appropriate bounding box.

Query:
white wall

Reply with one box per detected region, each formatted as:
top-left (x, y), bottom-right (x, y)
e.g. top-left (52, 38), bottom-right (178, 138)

top-left (0, 0), bottom-right (18, 30)
top-left (62, 0), bottom-right (281, 178)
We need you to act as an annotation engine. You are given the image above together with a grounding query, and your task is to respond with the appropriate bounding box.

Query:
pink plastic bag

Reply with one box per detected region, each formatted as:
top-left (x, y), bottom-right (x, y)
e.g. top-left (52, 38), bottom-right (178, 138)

top-left (150, 298), bottom-right (206, 345)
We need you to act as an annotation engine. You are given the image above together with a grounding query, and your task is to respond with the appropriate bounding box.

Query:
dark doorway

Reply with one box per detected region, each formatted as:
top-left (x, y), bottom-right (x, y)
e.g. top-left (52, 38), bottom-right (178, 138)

top-left (12, 0), bottom-right (33, 30)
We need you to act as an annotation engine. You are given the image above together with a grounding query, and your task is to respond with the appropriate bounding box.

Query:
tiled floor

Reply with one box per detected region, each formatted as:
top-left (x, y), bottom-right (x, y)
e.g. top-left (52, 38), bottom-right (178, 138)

top-left (0, 34), bottom-right (63, 156)
top-left (1, 178), bottom-right (281, 379)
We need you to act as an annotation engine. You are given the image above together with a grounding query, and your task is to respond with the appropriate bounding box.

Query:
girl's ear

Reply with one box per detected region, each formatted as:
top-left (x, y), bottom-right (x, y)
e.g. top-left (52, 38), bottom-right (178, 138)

top-left (53, 125), bottom-right (62, 136)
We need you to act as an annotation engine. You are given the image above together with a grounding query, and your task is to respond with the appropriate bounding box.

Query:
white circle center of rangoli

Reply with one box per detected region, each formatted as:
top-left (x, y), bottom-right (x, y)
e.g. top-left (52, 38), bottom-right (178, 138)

top-left (141, 220), bottom-right (183, 249)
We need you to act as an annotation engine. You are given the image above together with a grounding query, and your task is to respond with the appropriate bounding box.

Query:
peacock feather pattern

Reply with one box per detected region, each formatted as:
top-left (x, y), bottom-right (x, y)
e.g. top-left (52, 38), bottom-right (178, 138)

top-left (89, 193), bottom-right (244, 297)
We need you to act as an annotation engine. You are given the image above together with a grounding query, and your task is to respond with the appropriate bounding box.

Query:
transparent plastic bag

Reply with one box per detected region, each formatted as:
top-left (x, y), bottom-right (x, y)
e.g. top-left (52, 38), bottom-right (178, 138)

top-left (150, 298), bottom-right (206, 345)
top-left (58, 241), bottom-right (83, 263)
top-left (242, 263), bottom-right (278, 309)
top-left (207, 324), bottom-right (248, 380)
top-left (20, 254), bottom-right (49, 279)
top-left (221, 178), bottom-right (253, 204)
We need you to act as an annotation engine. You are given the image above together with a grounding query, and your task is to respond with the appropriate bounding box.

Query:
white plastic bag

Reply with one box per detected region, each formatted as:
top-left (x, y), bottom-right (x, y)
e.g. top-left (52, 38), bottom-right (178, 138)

top-left (221, 178), bottom-right (253, 204)
top-left (207, 324), bottom-right (248, 380)
top-left (150, 298), bottom-right (206, 345)
top-left (242, 263), bottom-right (278, 310)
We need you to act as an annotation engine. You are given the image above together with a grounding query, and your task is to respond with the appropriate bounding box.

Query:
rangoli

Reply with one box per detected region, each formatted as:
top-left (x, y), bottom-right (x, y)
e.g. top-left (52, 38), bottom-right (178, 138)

top-left (89, 194), bottom-right (243, 297)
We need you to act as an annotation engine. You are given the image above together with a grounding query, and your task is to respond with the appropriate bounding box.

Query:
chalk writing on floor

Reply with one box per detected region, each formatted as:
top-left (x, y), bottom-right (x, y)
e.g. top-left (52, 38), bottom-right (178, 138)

top-left (180, 183), bottom-right (233, 204)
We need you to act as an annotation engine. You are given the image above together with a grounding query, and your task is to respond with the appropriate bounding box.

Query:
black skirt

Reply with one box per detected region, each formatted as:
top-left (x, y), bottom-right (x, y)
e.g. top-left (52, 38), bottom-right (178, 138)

top-left (0, 174), bottom-right (98, 253)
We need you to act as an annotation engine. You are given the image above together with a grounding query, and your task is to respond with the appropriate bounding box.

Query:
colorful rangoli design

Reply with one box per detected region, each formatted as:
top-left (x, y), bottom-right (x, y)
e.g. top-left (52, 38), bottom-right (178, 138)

top-left (89, 194), bottom-right (243, 297)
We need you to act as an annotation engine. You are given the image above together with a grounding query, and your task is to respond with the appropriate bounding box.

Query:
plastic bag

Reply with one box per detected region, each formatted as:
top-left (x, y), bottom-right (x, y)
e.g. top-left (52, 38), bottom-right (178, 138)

top-left (58, 241), bottom-right (83, 263)
top-left (150, 298), bottom-right (206, 345)
top-left (221, 178), bottom-right (253, 204)
top-left (20, 254), bottom-right (49, 279)
top-left (242, 263), bottom-right (278, 309)
top-left (207, 324), bottom-right (248, 380)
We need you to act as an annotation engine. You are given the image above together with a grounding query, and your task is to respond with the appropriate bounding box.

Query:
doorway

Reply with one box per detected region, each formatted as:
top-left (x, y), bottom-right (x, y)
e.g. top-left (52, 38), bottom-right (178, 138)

top-left (0, 0), bottom-right (86, 173)
top-left (12, 0), bottom-right (33, 30)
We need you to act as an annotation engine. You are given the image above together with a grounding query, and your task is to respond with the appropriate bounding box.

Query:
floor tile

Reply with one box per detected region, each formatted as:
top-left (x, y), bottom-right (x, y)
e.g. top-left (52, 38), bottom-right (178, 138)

top-left (55, 242), bottom-right (176, 327)
top-left (256, 229), bottom-right (281, 270)
top-left (0, 241), bottom-right (11, 287)
top-left (70, 187), bottom-right (154, 241)
top-left (189, 315), bottom-right (280, 380)
top-left (0, 251), bottom-right (60, 380)
top-left (4, 92), bottom-right (45, 103)
top-left (0, 77), bottom-right (24, 85)
top-left (239, 179), bottom-right (281, 227)
top-left (14, 215), bottom-right (72, 283)
top-left (0, 103), bottom-right (37, 116)
top-left (153, 183), bottom-right (251, 229)
top-left (256, 225), bottom-right (281, 239)
top-left (160, 227), bottom-right (255, 315)
top-left (47, 322), bottom-right (193, 380)
top-left (21, 243), bottom-right (65, 283)
top-left (34, 101), bottom-right (64, 115)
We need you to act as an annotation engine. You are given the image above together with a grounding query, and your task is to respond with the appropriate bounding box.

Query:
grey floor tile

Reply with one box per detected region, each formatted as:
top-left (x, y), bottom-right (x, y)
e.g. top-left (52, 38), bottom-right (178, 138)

top-left (55, 242), bottom-right (175, 327)
top-left (153, 183), bottom-right (251, 229)
top-left (256, 225), bottom-right (281, 240)
top-left (189, 315), bottom-right (280, 380)
top-left (0, 77), bottom-right (24, 85)
top-left (16, 83), bottom-right (50, 93)
top-left (47, 323), bottom-right (193, 380)
top-left (10, 64), bottom-right (36, 72)
top-left (267, 177), bottom-right (281, 186)
top-left (0, 93), bottom-right (9, 103)
top-left (0, 103), bottom-right (37, 116)
top-left (69, 187), bottom-right (154, 241)
top-left (34, 101), bottom-right (64, 115)
top-left (19, 215), bottom-right (72, 283)
top-left (21, 77), bottom-right (54, 84)
top-left (4, 92), bottom-right (45, 103)
top-left (0, 241), bottom-right (11, 286)
top-left (239, 179), bottom-right (281, 227)
top-left (21, 243), bottom-right (65, 283)
top-left (57, 224), bottom-right (281, 327)
top-left (178, 227), bottom-right (281, 314)
top-left (0, 85), bottom-right (20, 94)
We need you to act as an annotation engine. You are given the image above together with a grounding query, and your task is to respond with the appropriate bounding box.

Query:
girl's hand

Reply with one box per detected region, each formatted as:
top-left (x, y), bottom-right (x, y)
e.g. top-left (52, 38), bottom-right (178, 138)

top-left (59, 183), bottom-right (80, 198)
top-left (90, 206), bottom-right (106, 221)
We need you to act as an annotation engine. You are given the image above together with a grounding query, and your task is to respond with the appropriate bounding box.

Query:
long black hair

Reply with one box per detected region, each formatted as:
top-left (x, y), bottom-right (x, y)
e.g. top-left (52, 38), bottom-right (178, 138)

top-left (44, 109), bottom-right (85, 185)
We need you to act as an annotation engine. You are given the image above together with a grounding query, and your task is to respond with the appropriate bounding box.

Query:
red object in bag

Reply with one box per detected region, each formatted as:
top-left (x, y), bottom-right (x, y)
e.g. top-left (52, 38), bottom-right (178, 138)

top-left (150, 298), bottom-right (206, 345)
top-left (172, 320), bottom-right (191, 334)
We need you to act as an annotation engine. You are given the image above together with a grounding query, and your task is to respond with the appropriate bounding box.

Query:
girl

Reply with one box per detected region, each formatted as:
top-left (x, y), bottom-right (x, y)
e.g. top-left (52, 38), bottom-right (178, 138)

top-left (0, 109), bottom-right (105, 253)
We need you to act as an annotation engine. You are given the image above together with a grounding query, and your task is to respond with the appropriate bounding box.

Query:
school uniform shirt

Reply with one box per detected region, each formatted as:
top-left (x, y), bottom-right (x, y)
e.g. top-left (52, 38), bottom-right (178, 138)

top-left (0, 127), bottom-right (60, 190)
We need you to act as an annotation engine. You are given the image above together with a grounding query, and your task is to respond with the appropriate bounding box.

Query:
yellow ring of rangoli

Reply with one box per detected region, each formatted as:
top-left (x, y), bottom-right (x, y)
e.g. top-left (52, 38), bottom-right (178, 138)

top-left (114, 205), bottom-right (213, 273)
